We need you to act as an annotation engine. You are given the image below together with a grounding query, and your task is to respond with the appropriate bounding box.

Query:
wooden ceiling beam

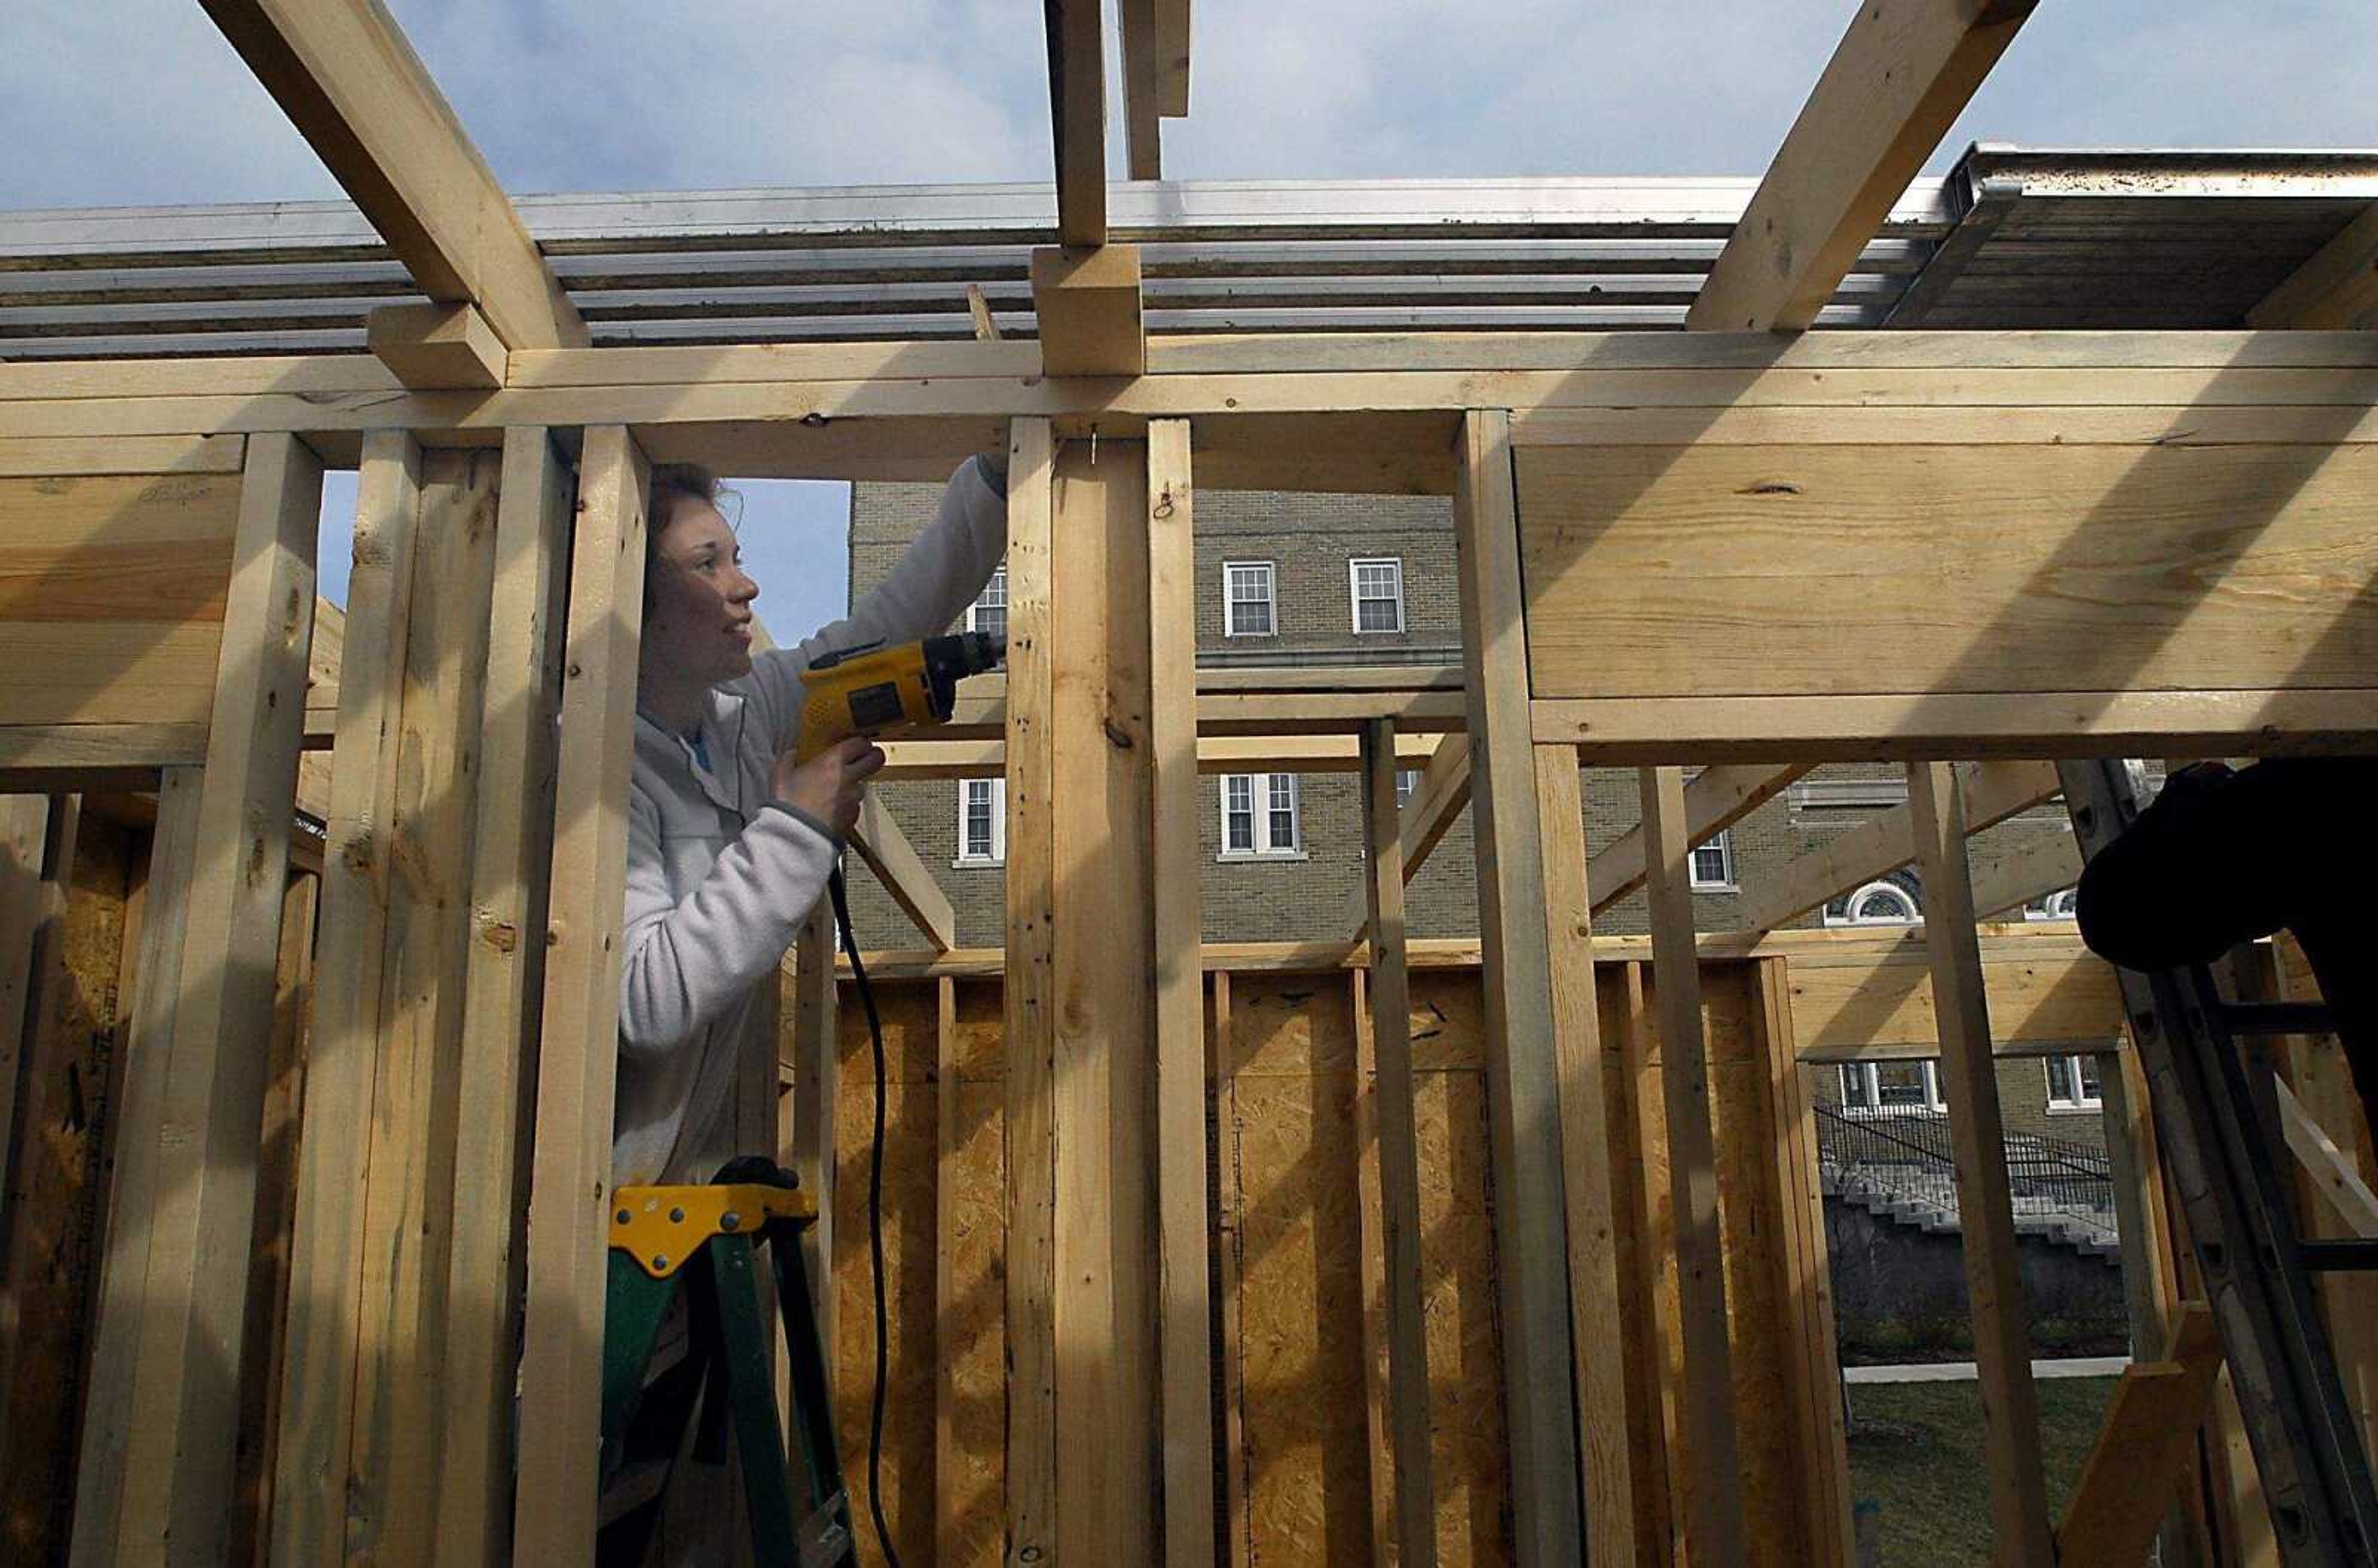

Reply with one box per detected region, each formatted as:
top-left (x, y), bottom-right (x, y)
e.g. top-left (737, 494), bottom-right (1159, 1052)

top-left (1686, 0), bottom-right (2040, 332)
top-left (1032, 243), bottom-right (1147, 377)
top-left (1585, 763), bottom-right (1808, 913)
top-left (195, 0), bottom-right (588, 353)
top-left (2250, 203), bottom-right (2378, 329)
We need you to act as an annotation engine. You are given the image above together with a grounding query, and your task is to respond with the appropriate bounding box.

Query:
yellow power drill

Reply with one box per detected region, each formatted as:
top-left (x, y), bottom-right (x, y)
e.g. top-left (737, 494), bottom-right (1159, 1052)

top-left (793, 631), bottom-right (1005, 763)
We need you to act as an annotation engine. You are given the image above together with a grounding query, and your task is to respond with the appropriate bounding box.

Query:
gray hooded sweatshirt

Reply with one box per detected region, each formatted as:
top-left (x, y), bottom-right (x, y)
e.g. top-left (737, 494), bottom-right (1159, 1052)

top-left (612, 456), bottom-right (1006, 1186)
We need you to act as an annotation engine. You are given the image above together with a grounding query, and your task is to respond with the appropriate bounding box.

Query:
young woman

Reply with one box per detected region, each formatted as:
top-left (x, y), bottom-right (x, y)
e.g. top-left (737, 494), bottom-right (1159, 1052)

top-left (614, 453), bottom-right (1007, 1187)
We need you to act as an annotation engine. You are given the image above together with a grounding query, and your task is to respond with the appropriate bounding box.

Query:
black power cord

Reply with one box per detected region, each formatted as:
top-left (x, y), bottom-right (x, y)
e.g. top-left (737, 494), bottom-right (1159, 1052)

top-left (825, 867), bottom-right (904, 1568)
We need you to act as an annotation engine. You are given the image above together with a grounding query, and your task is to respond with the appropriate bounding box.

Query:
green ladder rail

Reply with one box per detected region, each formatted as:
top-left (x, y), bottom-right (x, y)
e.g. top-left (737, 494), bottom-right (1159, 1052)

top-left (598, 1157), bottom-right (858, 1568)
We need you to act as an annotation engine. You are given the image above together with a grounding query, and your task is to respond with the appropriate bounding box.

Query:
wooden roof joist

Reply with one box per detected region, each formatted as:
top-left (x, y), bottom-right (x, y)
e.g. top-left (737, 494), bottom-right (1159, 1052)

top-left (195, 0), bottom-right (588, 372)
top-left (1689, 0), bottom-right (2041, 332)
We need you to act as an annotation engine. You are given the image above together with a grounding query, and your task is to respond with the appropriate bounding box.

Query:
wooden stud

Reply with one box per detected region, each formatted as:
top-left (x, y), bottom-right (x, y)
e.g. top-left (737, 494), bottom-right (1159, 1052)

top-left (1531, 745), bottom-right (1651, 1566)
top-left (2276, 1079), bottom-right (2378, 1238)
top-left (435, 427), bottom-right (573, 1566)
top-left (512, 424), bottom-right (648, 1564)
top-left (788, 905), bottom-right (838, 1344)
top-left (1148, 419), bottom-right (1217, 1568)
top-left (1637, 764), bottom-right (1748, 1568)
top-left (1211, 969), bottom-right (1253, 1568)
top-left (1030, 245), bottom-right (1147, 378)
top-left (0, 796), bottom-right (51, 1232)
top-left (1362, 718), bottom-right (1439, 1567)
top-left (1751, 956), bottom-right (1857, 1567)
top-left (1587, 763), bottom-right (1807, 915)
top-left (850, 788), bottom-right (958, 952)
top-left (367, 302), bottom-right (508, 390)
top-left (1002, 414), bottom-right (1059, 1564)
top-left (2250, 202), bottom-right (2378, 330)
top-left (1686, 0), bottom-right (2040, 331)
top-left (1340, 733), bottom-right (1473, 943)
top-left (1906, 759), bottom-right (2056, 1566)
top-left (347, 447), bottom-right (501, 1561)
top-left (269, 429), bottom-right (424, 1564)
top-left (1349, 964), bottom-right (1394, 1568)
top-left (194, 0), bottom-right (589, 349)
top-left (1450, 408), bottom-right (1585, 1562)
top-left (932, 975), bottom-right (960, 1568)
top-left (72, 430), bottom-right (321, 1567)
top-left (229, 869), bottom-right (317, 1566)
top-left (1048, 433), bottom-right (1157, 1562)
top-left (966, 284), bottom-right (1002, 342)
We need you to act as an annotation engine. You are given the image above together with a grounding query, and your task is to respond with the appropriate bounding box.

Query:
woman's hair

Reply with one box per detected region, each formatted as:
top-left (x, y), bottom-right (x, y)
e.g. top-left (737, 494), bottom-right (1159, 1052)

top-left (643, 463), bottom-right (728, 617)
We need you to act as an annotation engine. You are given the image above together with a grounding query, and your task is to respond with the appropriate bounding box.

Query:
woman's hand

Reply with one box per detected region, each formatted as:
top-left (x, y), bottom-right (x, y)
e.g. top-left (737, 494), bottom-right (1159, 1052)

top-left (774, 736), bottom-right (886, 838)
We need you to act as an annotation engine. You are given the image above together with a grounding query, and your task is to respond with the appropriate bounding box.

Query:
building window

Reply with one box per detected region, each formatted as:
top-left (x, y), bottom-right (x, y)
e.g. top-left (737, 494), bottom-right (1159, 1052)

top-left (2045, 1053), bottom-right (2104, 1112)
top-left (1689, 830), bottom-right (1736, 891)
top-left (955, 777), bottom-right (1004, 865)
top-left (1220, 772), bottom-right (1300, 856)
top-left (964, 565), bottom-right (1007, 642)
top-left (1840, 1060), bottom-right (1948, 1116)
top-left (1349, 557), bottom-right (1405, 634)
top-left (1827, 879), bottom-right (1920, 926)
top-left (1396, 769), bottom-right (1419, 808)
top-left (1222, 561), bottom-right (1276, 637)
top-left (2026, 887), bottom-right (2079, 921)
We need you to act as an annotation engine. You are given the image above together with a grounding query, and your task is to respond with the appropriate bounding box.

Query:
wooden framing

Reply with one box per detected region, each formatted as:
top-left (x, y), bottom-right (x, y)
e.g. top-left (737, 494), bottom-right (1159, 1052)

top-left (1452, 409), bottom-right (1585, 1561)
top-left (1907, 760), bottom-right (2055, 1563)
top-left (1688, 0), bottom-right (2040, 331)
top-left (72, 432), bottom-right (321, 1566)
top-left (194, 0), bottom-right (587, 351)
top-left (513, 425), bottom-right (647, 1563)
top-left (17, 1), bottom-right (2378, 1556)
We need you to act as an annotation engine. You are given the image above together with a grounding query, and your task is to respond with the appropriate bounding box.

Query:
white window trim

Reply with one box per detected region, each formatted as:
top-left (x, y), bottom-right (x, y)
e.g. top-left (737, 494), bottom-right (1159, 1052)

top-left (954, 777), bottom-right (1006, 866)
top-left (1839, 1060), bottom-right (1949, 1117)
top-left (2043, 1052), bottom-right (2106, 1114)
top-left (963, 564), bottom-right (1008, 637)
top-left (1221, 560), bottom-right (1278, 638)
top-left (1217, 771), bottom-right (1304, 859)
top-left (1395, 768), bottom-right (1420, 809)
top-left (1688, 829), bottom-right (1737, 892)
top-left (1347, 556), bottom-right (1405, 635)
top-left (1826, 879), bottom-right (1920, 927)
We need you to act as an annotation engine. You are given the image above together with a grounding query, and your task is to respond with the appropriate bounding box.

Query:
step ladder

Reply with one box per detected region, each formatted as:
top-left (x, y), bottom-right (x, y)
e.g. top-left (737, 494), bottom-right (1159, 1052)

top-left (2059, 759), bottom-right (2378, 1566)
top-left (598, 1157), bottom-right (859, 1568)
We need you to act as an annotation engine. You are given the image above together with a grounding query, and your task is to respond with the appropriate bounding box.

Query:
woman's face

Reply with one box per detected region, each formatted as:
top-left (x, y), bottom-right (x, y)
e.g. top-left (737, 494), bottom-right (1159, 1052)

top-left (647, 500), bottom-right (759, 687)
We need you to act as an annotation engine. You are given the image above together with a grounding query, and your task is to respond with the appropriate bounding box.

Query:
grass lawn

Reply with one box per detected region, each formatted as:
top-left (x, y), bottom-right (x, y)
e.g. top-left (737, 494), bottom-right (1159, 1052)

top-left (1845, 1376), bottom-right (2118, 1566)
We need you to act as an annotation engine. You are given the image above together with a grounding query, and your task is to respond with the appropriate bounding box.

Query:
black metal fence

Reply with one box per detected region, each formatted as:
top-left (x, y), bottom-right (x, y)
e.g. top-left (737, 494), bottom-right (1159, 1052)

top-left (1814, 1101), bottom-right (2118, 1246)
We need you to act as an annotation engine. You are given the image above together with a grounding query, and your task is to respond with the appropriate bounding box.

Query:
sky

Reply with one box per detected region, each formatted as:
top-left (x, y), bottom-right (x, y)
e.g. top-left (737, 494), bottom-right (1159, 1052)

top-left (6, 0), bottom-right (2375, 616)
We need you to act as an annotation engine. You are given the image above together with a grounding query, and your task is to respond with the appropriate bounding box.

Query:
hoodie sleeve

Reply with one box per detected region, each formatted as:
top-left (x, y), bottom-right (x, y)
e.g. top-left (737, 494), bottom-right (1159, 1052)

top-left (743, 454), bottom-right (1009, 758)
top-left (617, 784), bottom-right (844, 1055)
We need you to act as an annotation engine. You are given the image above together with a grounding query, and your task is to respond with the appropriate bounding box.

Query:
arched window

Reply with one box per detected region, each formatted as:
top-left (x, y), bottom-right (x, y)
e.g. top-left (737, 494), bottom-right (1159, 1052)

top-left (2026, 887), bottom-right (2079, 921)
top-left (1832, 879), bottom-right (1919, 926)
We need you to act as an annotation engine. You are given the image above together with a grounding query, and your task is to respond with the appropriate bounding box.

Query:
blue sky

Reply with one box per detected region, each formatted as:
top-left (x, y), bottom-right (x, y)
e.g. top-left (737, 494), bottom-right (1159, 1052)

top-left (7, 0), bottom-right (2375, 619)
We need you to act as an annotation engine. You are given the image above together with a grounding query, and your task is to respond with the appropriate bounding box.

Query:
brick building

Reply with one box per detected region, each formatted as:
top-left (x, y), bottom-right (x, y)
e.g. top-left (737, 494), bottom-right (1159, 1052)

top-left (837, 479), bottom-right (2115, 1152)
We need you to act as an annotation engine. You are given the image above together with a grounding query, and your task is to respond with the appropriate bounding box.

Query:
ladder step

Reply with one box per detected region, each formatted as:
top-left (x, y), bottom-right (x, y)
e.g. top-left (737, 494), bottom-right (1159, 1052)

top-left (2218, 1001), bottom-right (2337, 1036)
top-left (598, 1457), bottom-right (672, 1529)
top-left (2300, 1239), bottom-right (2378, 1273)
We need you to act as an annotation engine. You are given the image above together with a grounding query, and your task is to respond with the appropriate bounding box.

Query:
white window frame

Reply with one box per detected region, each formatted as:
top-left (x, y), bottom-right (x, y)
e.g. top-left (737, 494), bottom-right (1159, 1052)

top-left (1222, 560), bottom-right (1278, 638)
top-left (1395, 768), bottom-right (1420, 809)
top-left (1839, 1059), bottom-right (1949, 1117)
top-left (1826, 879), bottom-right (1920, 927)
top-left (963, 564), bottom-right (1008, 640)
top-left (954, 777), bottom-right (1005, 866)
top-left (2044, 1052), bottom-right (2106, 1113)
top-left (1348, 556), bottom-right (1405, 635)
top-left (1218, 772), bottom-right (1302, 858)
top-left (1688, 830), bottom-right (1736, 891)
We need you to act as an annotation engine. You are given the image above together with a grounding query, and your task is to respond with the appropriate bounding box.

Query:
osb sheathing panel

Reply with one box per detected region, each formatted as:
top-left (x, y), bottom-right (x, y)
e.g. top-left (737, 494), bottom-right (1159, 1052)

top-left (0, 815), bottom-right (133, 1562)
top-left (1621, 961), bottom-right (1831, 1568)
top-left (816, 962), bottom-right (1836, 1567)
